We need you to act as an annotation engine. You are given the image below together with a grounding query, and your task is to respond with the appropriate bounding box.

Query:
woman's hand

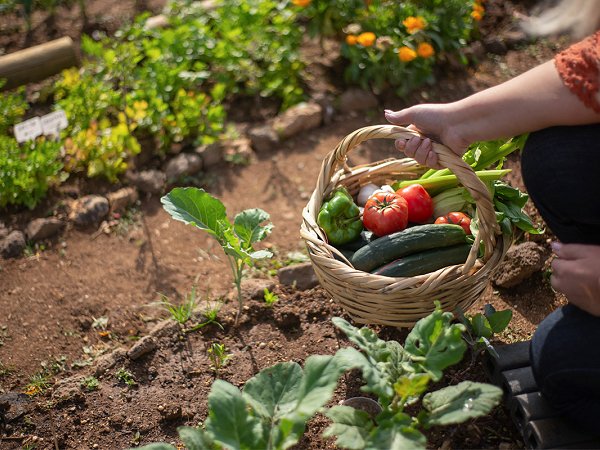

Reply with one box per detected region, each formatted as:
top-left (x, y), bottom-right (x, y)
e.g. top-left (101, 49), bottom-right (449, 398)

top-left (384, 104), bottom-right (471, 169)
top-left (551, 242), bottom-right (600, 316)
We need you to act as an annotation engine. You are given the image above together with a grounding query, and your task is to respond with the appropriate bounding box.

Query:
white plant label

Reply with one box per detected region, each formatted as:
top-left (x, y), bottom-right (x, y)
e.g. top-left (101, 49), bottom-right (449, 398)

top-left (14, 117), bottom-right (43, 143)
top-left (41, 110), bottom-right (68, 136)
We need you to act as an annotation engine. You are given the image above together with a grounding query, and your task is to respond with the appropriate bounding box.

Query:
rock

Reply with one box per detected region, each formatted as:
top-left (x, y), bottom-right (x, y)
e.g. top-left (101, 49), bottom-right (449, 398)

top-left (25, 218), bottom-right (64, 241)
top-left (278, 262), bottom-right (319, 291)
top-left (144, 14), bottom-right (169, 30)
top-left (272, 102), bottom-right (322, 140)
top-left (0, 392), bottom-right (31, 422)
top-left (94, 348), bottom-right (127, 377)
top-left (69, 195), bottom-right (109, 227)
top-left (240, 278), bottom-right (276, 301)
top-left (0, 231), bottom-right (26, 259)
top-left (337, 89), bottom-right (378, 112)
top-left (312, 92), bottom-right (336, 125)
top-left (164, 153), bottom-right (203, 180)
top-left (149, 319), bottom-right (182, 340)
top-left (247, 125), bottom-right (279, 153)
top-left (224, 138), bottom-right (254, 164)
top-left (130, 170), bottom-right (166, 194)
top-left (493, 242), bottom-right (546, 288)
top-left (195, 143), bottom-right (222, 168)
top-left (127, 336), bottom-right (157, 360)
top-left (52, 376), bottom-right (85, 404)
top-left (106, 187), bottom-right (138, 214)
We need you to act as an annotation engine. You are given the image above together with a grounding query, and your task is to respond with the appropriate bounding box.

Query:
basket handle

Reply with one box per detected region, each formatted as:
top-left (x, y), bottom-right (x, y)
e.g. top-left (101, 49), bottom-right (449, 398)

top-left (318, 124), bottom-right (499, 265)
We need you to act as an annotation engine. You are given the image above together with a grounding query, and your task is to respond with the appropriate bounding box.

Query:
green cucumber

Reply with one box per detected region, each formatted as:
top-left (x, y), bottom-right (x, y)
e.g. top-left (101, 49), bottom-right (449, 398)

top-left (350, 224), bottom-right (468, 272)
top-left (372, 244), bottom-right (472, 277)
top-left (337, 230), bottom-right (377, 252)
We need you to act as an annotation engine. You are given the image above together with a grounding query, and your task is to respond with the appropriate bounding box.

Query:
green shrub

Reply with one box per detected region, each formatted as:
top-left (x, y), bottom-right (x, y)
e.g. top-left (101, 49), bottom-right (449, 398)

top-left (0, 80), bottom-right (28, 135)
top-left (0, 136), bottom-right (63, 210)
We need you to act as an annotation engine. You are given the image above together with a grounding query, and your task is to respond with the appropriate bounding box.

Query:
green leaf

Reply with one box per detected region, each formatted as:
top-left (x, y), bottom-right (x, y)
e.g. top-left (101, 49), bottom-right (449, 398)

top-left (471, 314), bottom-right (493, 339)
top-left (178, 426), bottom-right (214, 450)
top-left (494, 199), bottom-right (543, 234)
top-left (161, 188), bottom-right (230, 241)
top-left (403, 303), bottom-right (467, 382)
top-left (243, 362), bottom-right (303, 420)
top-left (487, 310), bottom-right (512, 334)
top-left (393, 374), bottom-right (431, 401)
top-left (205, 380), bottom-right (267, 450)
top-left (250, 249), bottom-right (273, 259)
top-left (422, 381), bottom-right (503, 427)
top-left (323, 405), bottom-right (373, 449)
top-left (365, 413), bottom-right (426, 450)
top-left (332, 317), bottom-right (391, 364)
top-left (234, 208), bottom-right (273, 247)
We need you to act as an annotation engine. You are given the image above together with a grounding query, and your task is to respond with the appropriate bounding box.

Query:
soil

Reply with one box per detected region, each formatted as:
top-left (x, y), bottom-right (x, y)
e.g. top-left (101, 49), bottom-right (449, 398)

top-left (0, 1), bottom-right (573, 449)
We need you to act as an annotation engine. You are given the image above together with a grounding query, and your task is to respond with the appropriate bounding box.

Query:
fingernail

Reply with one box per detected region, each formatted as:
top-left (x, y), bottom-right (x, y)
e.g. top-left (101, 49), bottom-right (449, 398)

top-left (551, 242), bottom-right (562, 254)
top-left (384, 110), bottom-right (395, 116)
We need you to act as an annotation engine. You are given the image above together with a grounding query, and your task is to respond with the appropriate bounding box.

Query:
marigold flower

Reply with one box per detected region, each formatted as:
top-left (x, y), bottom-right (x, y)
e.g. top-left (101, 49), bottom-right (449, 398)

top-left (398, 46), bottom-right (417, 62)
top-left (471, 10), bottom-right (483, 21)
top-left (417, 42), bottom-right (435, 58)
top-left (357, 32), bottom-right (376, 47)
top-left (292, 0), bottom-right (311, 7)
top-left (473, 3), bottom-right (484, 13)
top-left (402, 16), bottom-right (426, 34)
top-left (346, 34), bottom-right (358, 46)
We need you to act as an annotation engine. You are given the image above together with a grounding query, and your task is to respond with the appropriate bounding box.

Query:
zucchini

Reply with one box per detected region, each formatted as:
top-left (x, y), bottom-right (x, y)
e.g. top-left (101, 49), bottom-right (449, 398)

top-left (350, 224), bottom-right (468, 272)
top-left (372, 244), bottom-right (472, 277)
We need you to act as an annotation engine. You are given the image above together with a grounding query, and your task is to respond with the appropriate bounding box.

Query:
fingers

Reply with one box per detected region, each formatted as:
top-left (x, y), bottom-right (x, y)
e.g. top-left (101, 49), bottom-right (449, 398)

top-left (552, 242), bottom-right (596, 261)
top-left (395, 136), bottom-right (440, 168)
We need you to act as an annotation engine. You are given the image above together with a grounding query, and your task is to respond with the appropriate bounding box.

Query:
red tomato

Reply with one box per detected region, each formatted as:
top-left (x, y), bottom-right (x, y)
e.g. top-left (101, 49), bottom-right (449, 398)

top-left (434, 212), bottom-right (472, 235)
top-left (396, 184), bottom-right (434, 223)
top-left (363, 192), bottom-right (408, 236)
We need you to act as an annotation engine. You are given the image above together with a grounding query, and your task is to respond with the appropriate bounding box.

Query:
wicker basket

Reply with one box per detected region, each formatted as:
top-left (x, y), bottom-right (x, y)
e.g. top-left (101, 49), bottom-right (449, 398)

top-left (300, 125), bottom-right (511, 328)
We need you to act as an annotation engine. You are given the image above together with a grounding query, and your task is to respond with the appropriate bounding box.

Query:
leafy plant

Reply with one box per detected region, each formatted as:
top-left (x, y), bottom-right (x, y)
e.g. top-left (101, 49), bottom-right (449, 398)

top-left (207, 342), bottom-right (232, 374)
top-left (0, 80), bottom-right (28, 135)
top-left (157, 286), bottom-right (200, 324)
top-left (457, 304), bottom-right (513, 358)
top-left (161, 187), bottom-right (273, 323)
top-left (263, 288), bottom-right (279, 306)
top-left (81, 376), bottom-right (100, 392)
top-left (115, 367), bottom-right (136, 387)
top-left (325, 302), bottom-right (503, 449)
top-left (24, 371), bottom-right (52, 397)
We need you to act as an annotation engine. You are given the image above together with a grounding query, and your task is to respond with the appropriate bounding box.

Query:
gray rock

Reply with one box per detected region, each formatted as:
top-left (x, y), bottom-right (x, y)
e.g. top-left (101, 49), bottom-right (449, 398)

top-left (338, 89), bottom-right (378, 112)
top-left (52, 376), bottom-right (85, 404)
top-left (0, 230), bottom-right (26, 259)
top-left (127, 336), bottom-right (157, 360)
top-left (25, 218), bottom-right (64, 241)
top-left (247, 125), bottom-right (279, 153)
top-left (106, 187), bottom-right (138, 214)
top-left (278, 262), bottom-right (319, 291)
top-left (241, 278), bottom-right (276, 300)
top-left (69, 195), bottom-right (109, 227)
top-left (0, 392), bottom-right (31, 422)
top-left (131, 170), bottom-right (166, 194)
top-left (195, 143), bottom-right (223, 168)
top-left (273, 102), bottom-right (322, 139)
top-left (94, 348), bottom-right (127, 377)
top-left (149, 319), bottom-right (182, 339)
top-left (493, 242), bottom-right (546, 288)
top-left (164, 153), bottom-right (203, 180)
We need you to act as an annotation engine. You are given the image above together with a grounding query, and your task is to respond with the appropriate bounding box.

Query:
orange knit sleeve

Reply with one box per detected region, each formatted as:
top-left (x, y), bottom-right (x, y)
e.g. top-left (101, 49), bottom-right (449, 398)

top-left (554, 31), bottom-right (600, 113)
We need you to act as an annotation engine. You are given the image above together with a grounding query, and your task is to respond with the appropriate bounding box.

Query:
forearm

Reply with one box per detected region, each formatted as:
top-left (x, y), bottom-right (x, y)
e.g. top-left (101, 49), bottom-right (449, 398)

top-left (448, 60), bottom-right (600, 143)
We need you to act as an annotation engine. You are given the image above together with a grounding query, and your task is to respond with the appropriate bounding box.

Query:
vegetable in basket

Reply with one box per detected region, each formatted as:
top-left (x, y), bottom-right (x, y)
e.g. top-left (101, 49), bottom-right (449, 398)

top-left (435, 212), bottom-right (472, 235)
top-left (362, 191), bottom-right (408, 237)
top-left (396, 184), bottom-right (434, 223)
top-left (317, 187), bottom-right (363, 245)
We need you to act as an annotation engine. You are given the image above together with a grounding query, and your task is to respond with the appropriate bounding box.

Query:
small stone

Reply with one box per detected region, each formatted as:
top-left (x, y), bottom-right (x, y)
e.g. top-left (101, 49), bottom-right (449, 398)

top-left (492, 242), bottom-right (546, 288)
top-left (69, 195), bottom-right (109, 227)
top-left (52, 376), bottom-right (85, 404)
top-left (129, 170), bottom-right (166, 194)
top-left (247, 125), bottom-right (279, 153)
top-left (106, 187), bottom-right (138, 214)
top-left (0, 392), bottom-right (31, 422)
top-left (94, 348), bottom-right (127, 377)
top-left (195, 143), bottom-right (223, 168)
top-left (272, 102), bottom-right (322, 140)
top-left (258, 342), bottom-right (267, 349)
top-left (0, 231), bottom-right (26, 259)
top-left (164, 153), bottom-right (203, 181)
top-left (240, 278), bottom-right (276, 300)
top-left (278, 262), bottom-right (319, 291)
top-left (25, 218), bottom-right (64, 242)
top-left (337, 89), bottom-right (378, 112)
top-left (127, 336), bottom-right (157, 360)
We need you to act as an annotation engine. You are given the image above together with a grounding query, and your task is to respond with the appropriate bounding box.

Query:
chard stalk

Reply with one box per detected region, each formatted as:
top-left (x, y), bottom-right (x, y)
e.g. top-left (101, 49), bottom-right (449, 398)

top-left (394, 169), bottom-right (511, 196)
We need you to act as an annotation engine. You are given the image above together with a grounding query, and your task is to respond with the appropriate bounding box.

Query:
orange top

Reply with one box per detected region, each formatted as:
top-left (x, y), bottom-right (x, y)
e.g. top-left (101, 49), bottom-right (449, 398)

top-left (555, 31), bottom-right (600, 113)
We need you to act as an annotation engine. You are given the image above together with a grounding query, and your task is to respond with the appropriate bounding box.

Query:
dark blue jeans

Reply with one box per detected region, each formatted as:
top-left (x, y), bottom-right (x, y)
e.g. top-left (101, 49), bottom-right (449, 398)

top-left (522, 124), bottom-right (600, 434)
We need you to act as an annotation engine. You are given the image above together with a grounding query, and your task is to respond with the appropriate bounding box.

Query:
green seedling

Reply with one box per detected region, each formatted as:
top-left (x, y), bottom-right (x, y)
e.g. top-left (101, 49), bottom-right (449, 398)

top-left (115, 367), bottom-right (136, 387)
top-left (157, 286), bottom-right (199, 324)
top-left (161, 188), bottom-right (273, 324)
top-left (81, 376), bottom-right (100, 392)
top-left (207, 343), bottom-right (232, 374)
top-left (263, 288), bottom-right (279, 307)
top-left (457, 304), bottom-right (513, 358)
top-left (25, 371), bottom-right (51, 397)
top-left (187, 299), bottom-right (224, 333)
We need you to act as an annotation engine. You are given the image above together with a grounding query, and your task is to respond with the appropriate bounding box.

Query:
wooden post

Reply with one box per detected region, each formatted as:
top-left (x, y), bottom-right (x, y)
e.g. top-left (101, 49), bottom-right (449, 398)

top-left (0, 37), bottom-right (79, 90)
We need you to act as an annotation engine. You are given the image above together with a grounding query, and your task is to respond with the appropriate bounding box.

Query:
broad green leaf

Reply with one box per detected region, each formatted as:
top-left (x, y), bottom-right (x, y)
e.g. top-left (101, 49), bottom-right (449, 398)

top-left (487, 310), bottom-right (512, 334)
top-left (403, 304), bottom-right (467, 382)
top-left (422, 381), bottom-right (503, 427)
top-left (136, 445), bottom-right (176, 450)
top-left (205, 380), bottom-right (267, 450)
top-left (234, 208), bottom-right (273, 247)
top-left (365, 413), bottom-right (426, 450)
top-left (332, 317), bottom-right (391, 364)
top-left (393, 374), bottom-right (431, 401)
top-left (178, 426), bottom-right (214, 450)
top-left (323, 405), bottom-right (373, 449)
top-left (161, 188), bottom-right (230, 241)
top-left (242, 362), bottom-right (303, 419)
top-left (471, 314), bottom-right (493, 339)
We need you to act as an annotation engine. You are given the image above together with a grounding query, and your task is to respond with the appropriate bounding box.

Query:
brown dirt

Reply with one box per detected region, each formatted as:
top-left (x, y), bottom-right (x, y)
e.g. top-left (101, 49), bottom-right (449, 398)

top-left (0, 1), bottom-right (573, 448)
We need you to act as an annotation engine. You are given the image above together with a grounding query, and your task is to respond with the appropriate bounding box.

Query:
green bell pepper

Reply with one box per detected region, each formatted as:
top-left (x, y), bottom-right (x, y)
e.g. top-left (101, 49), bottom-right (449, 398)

top-left (317, 187), bottom-right (363, 245)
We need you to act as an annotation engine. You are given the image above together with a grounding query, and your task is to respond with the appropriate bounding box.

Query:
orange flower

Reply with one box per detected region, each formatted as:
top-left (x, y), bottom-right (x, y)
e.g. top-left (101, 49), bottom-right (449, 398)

top-left (398, 46), bottom-right (417, 62)
top-left (471, 10), bottom-right (483, 21)
top-left (417, 42), bottom-right (435, 58)
top-left (357, 32), bottom-right (376, 47)
top-left (473, 3), bottom-right (484, 13)
top-left (346, 34), bottom-right (358, 45)
top-left (402, 16), bottom-right (426, 34)
top-left (292, 0), bottom-right (311, 6)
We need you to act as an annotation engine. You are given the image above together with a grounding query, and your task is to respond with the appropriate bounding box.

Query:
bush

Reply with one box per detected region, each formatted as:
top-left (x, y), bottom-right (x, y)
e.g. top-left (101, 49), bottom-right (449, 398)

top-left (0, 80), bottom-right (28, 135)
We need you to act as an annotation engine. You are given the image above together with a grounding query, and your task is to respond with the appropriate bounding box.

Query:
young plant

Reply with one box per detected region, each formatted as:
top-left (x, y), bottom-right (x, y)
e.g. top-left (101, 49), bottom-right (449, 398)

top-left (263, 288), bottom-right (279, 307)
top-left (457, 304), bottom-right (513, 358)
top-left (24, 372), bottom-right (52, 397)
top-left (115, 367), bottom-right (136, 387)
top-left (325, 302), bottom-right (503, 449)
top-left (161, 187), bottom-right (273, 323)
top-left (157, 286), bottom-right (199, 324)
top-left (207, 342), bottom-right (232, 374)
top-left (186, 298), bottom-right (224, 332)
top-left (81, 376), bottom-right (100, 392)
